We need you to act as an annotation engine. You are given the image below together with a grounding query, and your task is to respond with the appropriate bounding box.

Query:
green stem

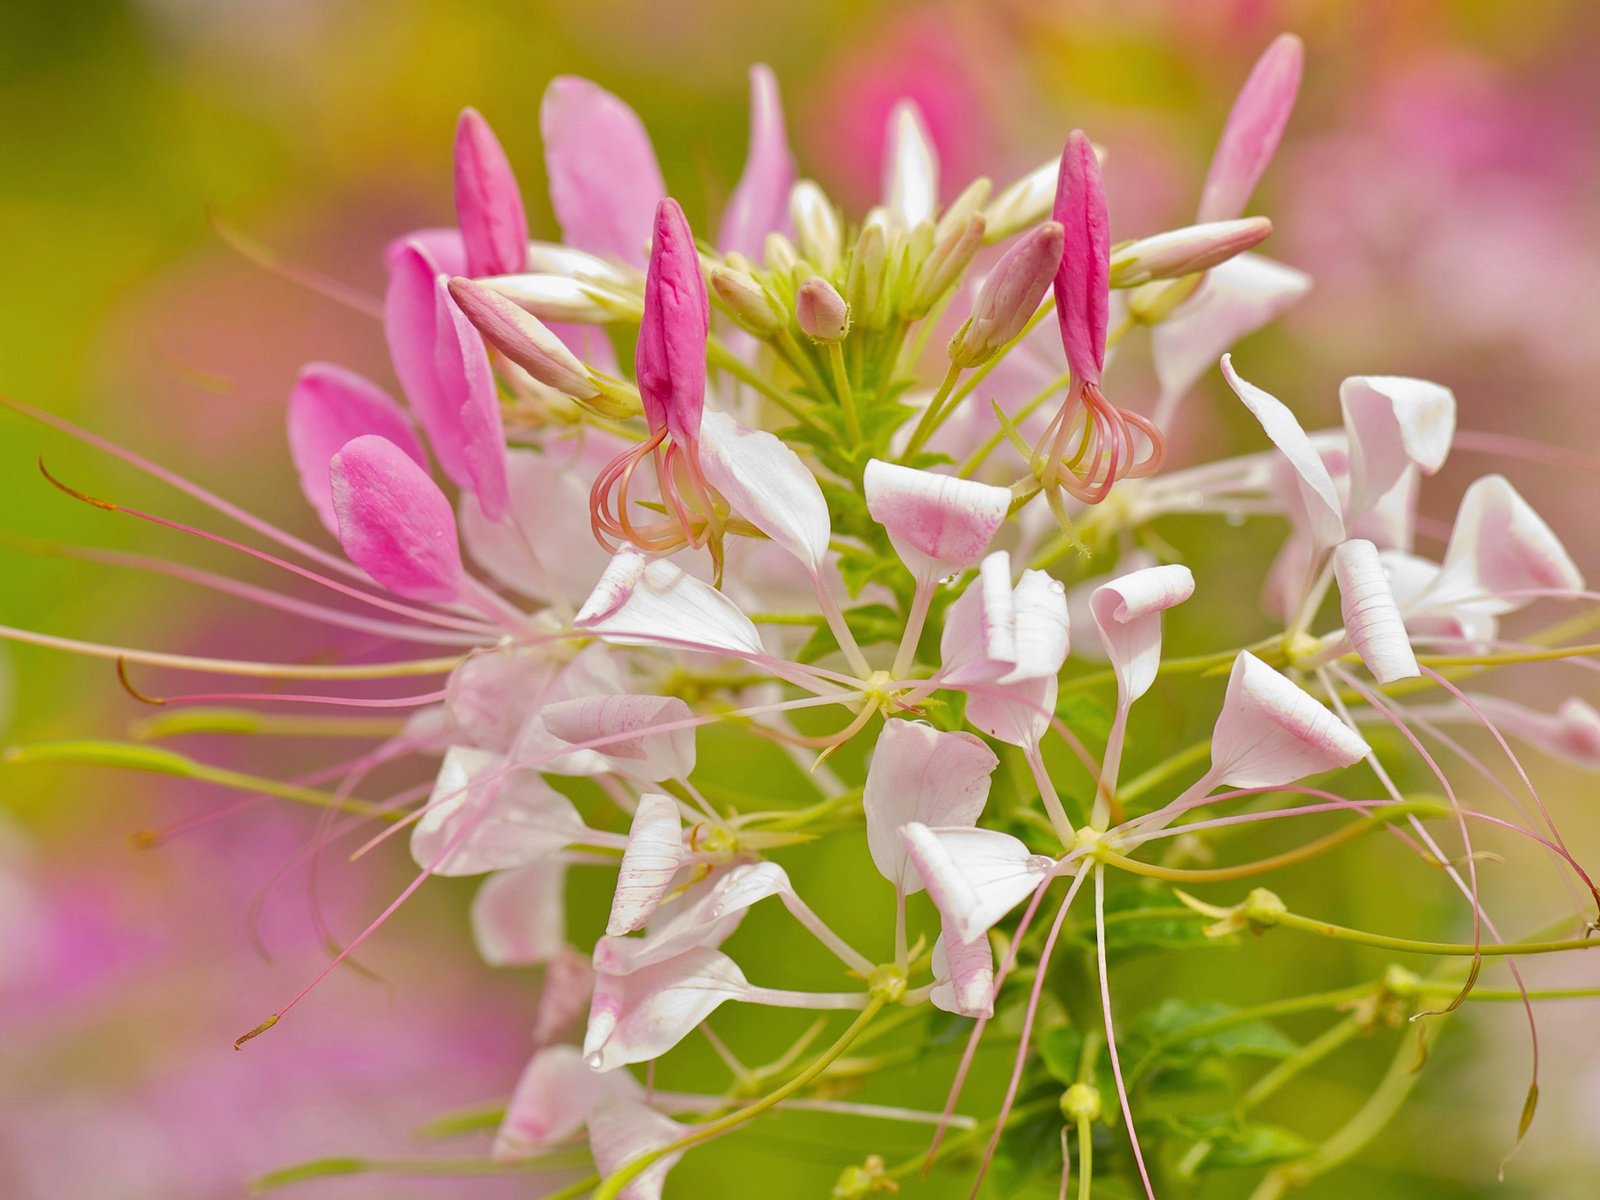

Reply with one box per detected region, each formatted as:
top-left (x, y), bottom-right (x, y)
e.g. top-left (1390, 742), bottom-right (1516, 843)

top-left (1272, 908), bottom-right (1600, 958)
top-left (706, 338), bottom-right (824, 432)
top-left (1242, 1017), bottom-right (1362, 1112)
top-left (590, 998), bottom-right (887, 1200)
top-left (901, 363), bottom-right (963, 459)
top-left (827, 341), bottom-right (862, 443)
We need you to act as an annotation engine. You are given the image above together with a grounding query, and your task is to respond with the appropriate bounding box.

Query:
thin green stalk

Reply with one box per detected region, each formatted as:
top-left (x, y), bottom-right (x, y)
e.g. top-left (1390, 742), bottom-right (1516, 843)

top-left (1241, 1016), bottom-right (1362, 1111)
top-left (1272, 908), bottom-right (1600, 958)
top-left (901, 363), bottom-right (963, 459)
top-left (827, 341), bottom-right (861, 443)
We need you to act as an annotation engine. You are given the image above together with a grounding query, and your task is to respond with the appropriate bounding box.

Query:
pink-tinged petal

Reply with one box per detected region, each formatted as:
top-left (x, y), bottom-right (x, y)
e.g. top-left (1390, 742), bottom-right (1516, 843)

top-left (543, 694), bottom-right (695, 784)
top-left (444, 642), bottom-right (568, 754)
top-left (1455, 696), bottom-right (1600, 771)
top-left (541, 76), bottom-right (664, 267)
top-left (1333, 539), bottom-right (1418, 685)
top-left (433, 278), bottom-right (509, 519)
top-left (1381, 549), bottom-right (1501, 647)
top-left (1089, 563), bottom-right (1196, 704)
top-left (587, 1096), bottom-right (687, 1200)
top-left (1209, 653), bottom-right (1370, 789)
top-left (385, 242), bottom-right (450, 442)
top-left (609, 863), bottom-right (788, 972)
top-left (941, 551), bottom-right (1069, 685)
top-left (410, 747), bottom-right (586, 876)
top-left (930, 930), bottom-right (993, 1019)
top-left (584, 942), bottom-right (749, 1071)
top-left (863, 720), bottom-right (998, 892)
top-left (472, 863), bottom-right (566, 967)
top-left (966, 675), bottom-right (1058, 752)
top-left (697, 410), bottom-right (830, 575)
top-left (1107, 217), bottom-right (1273, 288)
top-left (287, 363), bottom-right (427, 536)
top-left (454, 108), bottom-right (530, 278)
top-left (882, 98), bottom-right (939, 226)
top-left (636, 199), bottom-right (709, 447)
top-left (459, 447), bottom-right (617, 606)
top-left (606, 794), bottom-right (687, 936)
top-left (1196, 34), bottom-right (1303, 223)
top-left (863, 459), bottom-right (1011, 585)
top-left (1150, 254), bottom-right (1310, 411)
top-left (329, 434), bottom-right (466, 603)
top-left (1436, 475), bottom-right (1583, 604)
top-left (576, 550), bottom-right (766, 658)
top-left (1339, 375), bottom-right (1456, 522)
top-left (719, 64), bottom-right (796, 258)
top-left (493, 1044), bottom-right (637, 1163)
top-left (385, 227), bottom-right (467, 276)
top-left (901, 823), bottom-right (1056, 945)
top-left (1064, 551), bottom-right (1157, 662)
top-left (532, 944), bottom-right (597, 1046)
top-left (1050, 130), bottom-right (1110, 386)
top-left (1221, 354), bottom-right (1345, 547)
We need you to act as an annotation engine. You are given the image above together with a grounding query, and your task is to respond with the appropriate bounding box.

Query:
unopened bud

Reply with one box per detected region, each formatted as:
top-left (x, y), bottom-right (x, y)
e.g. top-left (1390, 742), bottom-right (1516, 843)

top-left (1060, 1082), bottom-right (1102, 1123)
top-left (1127, 274), bottom-right (1206, 325)
top-left (847, 221), bottom-right (889, 330)
top-left (796, 276), bottom-right (850, 342)
top-left (1109, 216), bottom-right (1273, 288)
top-left (477, 272), bottom-right (630, 323)
top-left (934, 176), bottom-right (993, 242)
top-left (449, 276), bottom-right (600, 399)
top-left (763, 232), bottom-right (801, 276)
top-left (904, 213), bottom-right (986, 318)
top-left (790, 180), bottom-right (843, 275)
top-left (709, 266), bottom-right (786, 336)
top-left (985, 143), bottom-right (1103, 242)
top-left (950, 220), bottom-right (1063, 367)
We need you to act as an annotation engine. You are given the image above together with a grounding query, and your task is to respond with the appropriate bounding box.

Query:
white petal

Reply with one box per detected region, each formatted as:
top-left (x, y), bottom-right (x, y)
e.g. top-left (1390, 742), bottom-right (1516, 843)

top-left (698, 410), bottom-right (830, 574)
top-left (1333, 539), bottom-right (1419, 684)
top-left (1151, 254), bottom-right (1310, 412)
top-left (411, 748), bottom-right (586, 876)
top-left (900, 823), bottom-right (1054, 945)
top-left (606, 793), bottom-right (686, 936)
top-left (1338, 375), bottom-right (1456, 522)
top-left (1209, 653), bottom-right (1370, 789)
top-left (1222, 354), bottom-right (1345, 547)
top-left (584, 943), bottom-right (749, 1071)
top-left (493, 1044), bottom-right (637, 1162)
top-left (577, 550), bottom-right (766, 657)
top-left (472, 864), bottom-right (566, 966)
top-left (587, 1095), bottom-right (687, 1200)
top-left (863, 720), bottom-right (997, 892)
top-left (930, 930), bottom-right (994, 1019)
top-left (1435, 475), bottom-right (1583, 607)
top-left (965, 675), bottom-right (1058, 751)
top-left (541, 694), bottom-right (696, 783)
top-left (1089, 563), bottom-right (1195, 704)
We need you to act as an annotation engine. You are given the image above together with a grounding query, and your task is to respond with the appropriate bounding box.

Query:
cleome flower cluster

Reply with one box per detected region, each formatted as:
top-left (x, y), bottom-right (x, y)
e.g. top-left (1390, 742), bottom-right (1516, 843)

top-left (7, 32), bottom-right (1600, 1200)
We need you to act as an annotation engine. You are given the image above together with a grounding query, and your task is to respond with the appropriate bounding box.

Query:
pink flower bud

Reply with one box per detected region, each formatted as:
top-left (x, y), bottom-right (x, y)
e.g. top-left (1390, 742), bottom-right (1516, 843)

top-left (635, 199), bottom-right (709, 448)
top-left (453, 108), bottom-right (529, 278)
top-left (950, 221), bottom-right (1063, 366)
top-left (795, 276), bottom-right (850, 342)
top-left (1107, 217), bottom-right (1272, 288)
top-left (448, 276), bottom-right (599, 399)
top-left (1050, 131), bottom-right (1110, 387)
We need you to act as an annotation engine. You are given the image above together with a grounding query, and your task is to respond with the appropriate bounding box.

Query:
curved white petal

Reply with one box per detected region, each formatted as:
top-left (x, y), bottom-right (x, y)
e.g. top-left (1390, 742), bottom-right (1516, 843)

top-left (930, 930), bottom-right (994, 1019)
top-left (1333, 539), bottom-right (1418, 685)
top-left (606, 794), bottom-right (687, 936)
top-left (900, 823), bottom-right (1055, 946)
top-left (863, 720), bottom-right (997, 893)
top-left (577, 550), bottom-right (766, 658)
top-left (1089, 563), bottom-right (1196, 704)
top-left (1339, 375), bottom-right (1456, 522)
top-left (541, 694), bottom-right (696, 783)
top-left (698, 410), bottom-right (830, 574)
top-left (472, 863), bottom-right (566, 966)
top-left (1435, 475), bottom-right (1583, 607)
top-left (587, 1095), bottom-right (687, 1200)
top-left (493, 1044), bottom-right (638, 1162)
top-left (1209, 653), bottom-right (1370, 789)
top-left (883, 99), bottom-right (939, 227)
top-left (584, 943), bottom-right (749, 1071)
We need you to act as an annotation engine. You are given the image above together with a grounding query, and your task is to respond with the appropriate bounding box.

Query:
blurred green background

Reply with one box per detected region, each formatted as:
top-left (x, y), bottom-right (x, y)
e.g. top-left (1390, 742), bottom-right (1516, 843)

top-left (3, 1), bottom-right (1600, 1197)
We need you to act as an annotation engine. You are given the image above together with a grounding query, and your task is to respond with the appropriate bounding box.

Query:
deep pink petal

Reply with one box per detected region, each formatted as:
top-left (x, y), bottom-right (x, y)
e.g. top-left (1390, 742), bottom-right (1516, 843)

top-left (1196, 33), bottom-right (1304, 223)
top-left (454, 107), bottom-right (530, 278)
top-left (636, 199), bottom-right (709, 446)
top-left (433, 277), bottom-right (510, 519)
top-left (1050, 130), bottom-right (1110, 386)
top-left (329, 433), bottom-right (466, 602)
top-left (287, 363), bottom-right (427, 536)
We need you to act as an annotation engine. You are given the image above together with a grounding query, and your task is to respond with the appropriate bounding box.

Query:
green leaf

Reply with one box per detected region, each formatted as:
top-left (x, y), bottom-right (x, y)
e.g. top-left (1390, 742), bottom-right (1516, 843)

top-left (1134, 999), bottom-right (1300, 1068)
top-left (1162, 1114), bottom-right (1311, 1172)
top-left (1055, 691), bottom-right (1113, 744)
top-left (1037, 1025), bottom-right (1085, 1085)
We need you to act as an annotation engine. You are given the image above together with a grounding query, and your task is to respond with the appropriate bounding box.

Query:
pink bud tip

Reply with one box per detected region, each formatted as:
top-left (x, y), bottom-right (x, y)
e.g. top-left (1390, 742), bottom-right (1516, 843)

top-left (1051, 131), bottom-right (1110, 387)
top-left (1197, 34), bottom-right (1303, 223)
top-left (454, 108), bottom-right (530, 278)
top-left (636, 199), bottom-right (709, 448)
